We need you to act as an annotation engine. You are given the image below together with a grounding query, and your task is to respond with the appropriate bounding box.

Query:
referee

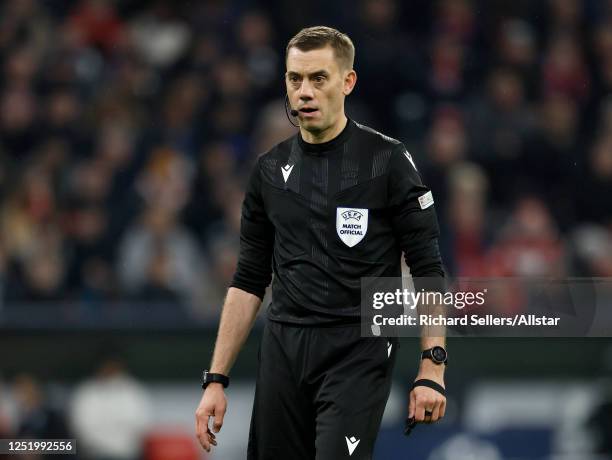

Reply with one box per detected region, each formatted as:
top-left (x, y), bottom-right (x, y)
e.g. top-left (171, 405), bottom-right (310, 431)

top-left (195, 26), bottom-right (447, 459)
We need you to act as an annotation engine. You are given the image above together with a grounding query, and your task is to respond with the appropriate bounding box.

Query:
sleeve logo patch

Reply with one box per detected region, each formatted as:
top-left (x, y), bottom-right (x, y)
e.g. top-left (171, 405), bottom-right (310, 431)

top-left (418, 191), bottom-right (434, 210)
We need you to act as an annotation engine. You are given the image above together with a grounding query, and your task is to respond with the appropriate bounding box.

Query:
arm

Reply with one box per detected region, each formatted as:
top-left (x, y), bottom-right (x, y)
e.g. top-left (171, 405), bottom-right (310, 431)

top-left (195, 288), bottom-right (262, 452)
top-left (388, 143), bottom-right (447, 424)
top-left (196, 158), bottom-right (274, 452)
top-left (412, 335), bottom-right (446, 423)
top-left (209, 287), bottom-right (262, 375)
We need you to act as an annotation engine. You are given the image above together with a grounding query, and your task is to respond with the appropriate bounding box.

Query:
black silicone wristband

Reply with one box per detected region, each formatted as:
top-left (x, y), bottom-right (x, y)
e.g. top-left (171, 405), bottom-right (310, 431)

top-left (412, 379), bottom-right (446, 397)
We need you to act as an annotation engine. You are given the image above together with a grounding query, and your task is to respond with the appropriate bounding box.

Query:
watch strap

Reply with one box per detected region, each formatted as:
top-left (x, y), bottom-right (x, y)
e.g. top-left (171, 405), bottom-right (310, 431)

top-left (202, 371), bottom-right (230, 389)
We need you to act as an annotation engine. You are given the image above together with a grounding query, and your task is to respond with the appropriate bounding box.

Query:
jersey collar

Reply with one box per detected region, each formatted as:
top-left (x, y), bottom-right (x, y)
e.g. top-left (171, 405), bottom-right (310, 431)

top-left (298, 118), bottom-right (355, 154)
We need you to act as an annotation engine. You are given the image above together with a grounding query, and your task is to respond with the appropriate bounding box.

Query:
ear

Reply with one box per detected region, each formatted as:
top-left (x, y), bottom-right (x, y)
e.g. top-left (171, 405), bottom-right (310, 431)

top-left (343, 69), bottom-right (357, 96)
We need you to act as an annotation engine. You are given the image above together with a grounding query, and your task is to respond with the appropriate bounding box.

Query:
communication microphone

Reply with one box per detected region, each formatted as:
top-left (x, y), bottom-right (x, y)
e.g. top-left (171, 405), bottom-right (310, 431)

top-left (284, 95), bottom-right (300, 127)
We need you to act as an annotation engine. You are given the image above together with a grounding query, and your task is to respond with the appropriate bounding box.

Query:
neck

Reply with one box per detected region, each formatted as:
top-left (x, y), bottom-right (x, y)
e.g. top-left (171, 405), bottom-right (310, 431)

top-left (300, 114), bottom-right (348, 144)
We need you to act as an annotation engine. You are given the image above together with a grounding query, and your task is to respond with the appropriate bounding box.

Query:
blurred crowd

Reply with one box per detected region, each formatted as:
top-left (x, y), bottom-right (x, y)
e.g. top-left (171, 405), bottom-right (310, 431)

top-left (0, 0), bottom-right (611, 318)
top-left (0, 352), bottom-right (156, 460)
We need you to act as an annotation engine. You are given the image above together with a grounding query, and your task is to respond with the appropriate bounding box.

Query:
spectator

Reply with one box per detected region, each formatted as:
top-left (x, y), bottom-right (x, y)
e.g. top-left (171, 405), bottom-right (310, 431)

top-left (575, 133), bottom-right (612, 226)
top-left (70, 351), bottom-right (152, 460)
top-left (130, 2), bottom-right (190, 69)
top-left (446, 162), bottom-right (491, 276)
top-left (0, 376), bottom-right (12, 439)
top-left (591, 20), bottom-right (612, 100)
top-left (541, 32), bottom-right (590, 103)
top-left (468, 67), bottom-right (534, 206)
top-left (67, 0), bottom-right (126, 55)
top-left (117, 206), bottom-right (203, 308)
top-left (571, 225), bottom-right (612, 277)
top-left (495, 19), bottom-right (539, 99)
top-left (236, 10), bottom-right (279, 95)
top-left (469, 67), bottom-right (533, 162)
top-left (519, 94), bottom-right (581, 229)
top-left (422, 105), bottom-right (468, 213)
top-left (13, 374), bottom-right (70, 441)
top-left (487, 196), bottom-right (566, 277)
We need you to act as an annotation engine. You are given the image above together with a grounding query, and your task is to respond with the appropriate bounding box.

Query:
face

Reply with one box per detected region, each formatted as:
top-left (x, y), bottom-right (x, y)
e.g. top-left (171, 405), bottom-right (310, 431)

top-left (285, 46), bottom-right (356, 134)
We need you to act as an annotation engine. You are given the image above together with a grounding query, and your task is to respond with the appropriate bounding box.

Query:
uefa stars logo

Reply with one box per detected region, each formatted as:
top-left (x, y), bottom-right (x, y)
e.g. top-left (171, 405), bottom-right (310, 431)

top-left (341, 210), bottom-right (363, 221)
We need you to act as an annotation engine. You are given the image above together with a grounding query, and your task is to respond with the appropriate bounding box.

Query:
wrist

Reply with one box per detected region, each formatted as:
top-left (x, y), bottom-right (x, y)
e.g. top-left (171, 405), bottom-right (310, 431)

top-left (204, 382), bottom-right (225, 391)
top-left (421, 346), bottom-right (448, 366)
top-left (418, 358), bottom-right (445, 378)
top-left (210, 368), bottom-right (228, 375)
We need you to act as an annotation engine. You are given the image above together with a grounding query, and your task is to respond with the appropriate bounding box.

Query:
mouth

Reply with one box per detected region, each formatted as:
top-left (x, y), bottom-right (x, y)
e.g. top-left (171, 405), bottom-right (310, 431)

top-left (299, 107), bottom-right (319, 117)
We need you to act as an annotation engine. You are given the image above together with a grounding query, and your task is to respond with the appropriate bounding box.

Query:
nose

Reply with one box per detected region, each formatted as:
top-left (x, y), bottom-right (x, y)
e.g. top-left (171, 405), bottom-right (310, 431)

top-left (298, 80), bottom-right (314, 100)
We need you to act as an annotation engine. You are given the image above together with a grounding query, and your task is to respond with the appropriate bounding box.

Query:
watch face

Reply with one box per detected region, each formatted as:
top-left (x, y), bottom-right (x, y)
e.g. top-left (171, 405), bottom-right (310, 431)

top-left (432, 347), bottom-right (447, 362)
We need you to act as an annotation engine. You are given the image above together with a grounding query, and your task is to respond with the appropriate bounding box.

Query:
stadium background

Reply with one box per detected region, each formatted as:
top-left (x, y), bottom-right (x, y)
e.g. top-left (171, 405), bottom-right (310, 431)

top-left (0, 0), bottom-right (611, 458)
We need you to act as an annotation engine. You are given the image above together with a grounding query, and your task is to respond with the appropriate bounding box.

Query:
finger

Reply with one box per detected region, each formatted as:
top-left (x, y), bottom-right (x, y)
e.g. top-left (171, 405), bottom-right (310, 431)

top-left (207, 425), bottom-right (217, 446)
top-left (196, 412), bottom-right (211, 451)
top-left (429, 400), bottom-right (441, 423)
top-left (213, 405), bottom-right (226, 433)
top-left (414, 396), bottom-right (427, 422)
top-left (439, 399), bottom-right (447, 419)
top-left (195, 414), bottom-right (204, 448)
top-left (197, 429), bottom-right (210, 452)
top-left (408, 390), bottom-right (416, 418)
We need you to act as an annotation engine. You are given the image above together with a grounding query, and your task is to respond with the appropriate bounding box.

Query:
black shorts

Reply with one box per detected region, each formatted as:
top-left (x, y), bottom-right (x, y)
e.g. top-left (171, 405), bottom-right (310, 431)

top-left (248, 319), bottom-right (398, 460)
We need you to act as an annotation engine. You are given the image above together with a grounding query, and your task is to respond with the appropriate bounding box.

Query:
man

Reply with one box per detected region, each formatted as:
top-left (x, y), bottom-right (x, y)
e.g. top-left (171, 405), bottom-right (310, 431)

top-left (195, 26), bottom-right (447, 459)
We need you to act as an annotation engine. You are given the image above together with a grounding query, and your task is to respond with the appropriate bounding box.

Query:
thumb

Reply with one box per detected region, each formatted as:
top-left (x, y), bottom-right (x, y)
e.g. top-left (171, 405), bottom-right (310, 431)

top-left (408, 390), bottom-right (416, 418)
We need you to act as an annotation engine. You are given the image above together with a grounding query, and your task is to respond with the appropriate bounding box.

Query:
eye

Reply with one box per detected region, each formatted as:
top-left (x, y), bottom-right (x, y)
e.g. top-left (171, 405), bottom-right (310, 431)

top-left (313, 75), bottom-right (325, 83)
top-left (288, 75), bottom-right (300, 83)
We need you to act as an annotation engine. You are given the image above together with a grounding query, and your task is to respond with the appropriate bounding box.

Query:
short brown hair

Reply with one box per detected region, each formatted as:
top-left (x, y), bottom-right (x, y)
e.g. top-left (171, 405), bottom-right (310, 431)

top-left (286, 26), bottom-right (355, 70)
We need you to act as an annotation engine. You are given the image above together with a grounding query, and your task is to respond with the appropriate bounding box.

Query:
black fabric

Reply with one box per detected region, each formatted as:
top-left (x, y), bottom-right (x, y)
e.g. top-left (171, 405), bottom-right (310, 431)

top-left (231, 160), bottom-right (275, 300)
top-left (297, 117), bottom-right (353, 153)
top-left (231, 118), bottom-right (445, 324)
top-left (247, 319), bottom-right (398, 460)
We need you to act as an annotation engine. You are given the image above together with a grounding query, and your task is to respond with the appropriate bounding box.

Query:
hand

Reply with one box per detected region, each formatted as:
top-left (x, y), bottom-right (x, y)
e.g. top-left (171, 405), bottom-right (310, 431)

top-left (408, 360), bottom-right (446, 424)
top-left (195, 383), bottom-right (227, 452)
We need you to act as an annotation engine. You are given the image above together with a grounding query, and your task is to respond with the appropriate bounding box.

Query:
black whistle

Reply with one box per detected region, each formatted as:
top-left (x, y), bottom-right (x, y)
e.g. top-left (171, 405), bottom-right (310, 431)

top-left (403, 416), bottom-right (417, 437)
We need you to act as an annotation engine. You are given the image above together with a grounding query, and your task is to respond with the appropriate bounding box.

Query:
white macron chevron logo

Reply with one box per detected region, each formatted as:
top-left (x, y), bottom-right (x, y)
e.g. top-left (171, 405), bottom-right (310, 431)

top-left (345, 436), bottom-right (360, 456)
top-left (281, 164), bottom-right (294, 183)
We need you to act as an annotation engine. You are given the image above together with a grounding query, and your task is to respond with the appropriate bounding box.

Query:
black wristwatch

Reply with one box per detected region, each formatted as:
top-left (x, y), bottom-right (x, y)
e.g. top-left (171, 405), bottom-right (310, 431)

top-left (202, 370), bottom-right (230, 389)
top-left (421, 346), bottom-right (448, 365)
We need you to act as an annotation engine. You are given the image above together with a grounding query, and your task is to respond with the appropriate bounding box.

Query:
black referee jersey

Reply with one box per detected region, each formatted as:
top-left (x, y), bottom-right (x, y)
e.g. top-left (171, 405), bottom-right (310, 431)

top-left (231, 118), bottom-right (444, 324)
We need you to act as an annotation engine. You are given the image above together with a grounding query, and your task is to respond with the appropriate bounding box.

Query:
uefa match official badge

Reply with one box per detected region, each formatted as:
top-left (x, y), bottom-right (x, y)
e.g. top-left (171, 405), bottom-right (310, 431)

top-left (336, 207), bottom-right (368, 247)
